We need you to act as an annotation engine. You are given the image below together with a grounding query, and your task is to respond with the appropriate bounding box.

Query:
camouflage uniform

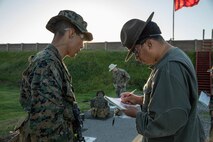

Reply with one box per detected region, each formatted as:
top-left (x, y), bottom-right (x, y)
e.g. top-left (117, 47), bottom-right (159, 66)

top-left (112, 68), bottom-right (130, 97)
top-left (90, 91), bottom-right (110, 118)
top-left (19, 45), bottom-right (79, 142)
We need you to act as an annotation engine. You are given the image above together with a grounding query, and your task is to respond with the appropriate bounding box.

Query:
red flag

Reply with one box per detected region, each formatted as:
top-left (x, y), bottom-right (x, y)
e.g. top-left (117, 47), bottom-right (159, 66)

top-left (175, 0), bottom-right (200, 11)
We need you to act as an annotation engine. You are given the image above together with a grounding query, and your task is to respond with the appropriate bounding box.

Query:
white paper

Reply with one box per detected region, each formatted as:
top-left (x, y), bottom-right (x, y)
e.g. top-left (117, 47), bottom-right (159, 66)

top-left (104, 96), bottom-right (139, 110)
top-left (104, 96), bottom-right (127, 110)
top-left (199, 91), bottom-right (210, 106)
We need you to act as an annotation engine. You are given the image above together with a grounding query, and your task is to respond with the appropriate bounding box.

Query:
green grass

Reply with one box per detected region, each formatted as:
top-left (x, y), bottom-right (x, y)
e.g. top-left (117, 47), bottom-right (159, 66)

top-left (0, 86), bottom-right (27, 136)
top-left (0, 87), bottom-right (25, 120)
top-left (0, 87), bottom-right (116, 137)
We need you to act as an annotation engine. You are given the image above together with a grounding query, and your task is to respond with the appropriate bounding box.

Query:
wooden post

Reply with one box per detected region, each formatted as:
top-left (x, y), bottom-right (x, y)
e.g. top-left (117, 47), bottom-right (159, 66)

top-left (36, 43), bottom-right (38, 51)
top-left (84, 42), bottom-right (88, 50)
top-left (6, 43), bottom-right (9, 51)
top-left (21, 43), bottom-right (23, 51)
top-left (104, 41), bottom-right (107, 51)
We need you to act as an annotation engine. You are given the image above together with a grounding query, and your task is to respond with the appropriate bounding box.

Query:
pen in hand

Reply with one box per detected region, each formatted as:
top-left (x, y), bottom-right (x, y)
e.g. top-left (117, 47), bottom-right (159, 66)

top-left (122, 89), bottom-right (136, 98)
top-left (121, 89), bottom-right (137, 105)
top-left (130, 89), bottom-right (137, 94)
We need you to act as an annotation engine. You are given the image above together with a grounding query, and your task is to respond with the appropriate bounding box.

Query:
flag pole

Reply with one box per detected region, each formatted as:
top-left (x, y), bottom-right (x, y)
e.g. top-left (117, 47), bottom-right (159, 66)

top-left (172, 0), bottom-right (175, 40)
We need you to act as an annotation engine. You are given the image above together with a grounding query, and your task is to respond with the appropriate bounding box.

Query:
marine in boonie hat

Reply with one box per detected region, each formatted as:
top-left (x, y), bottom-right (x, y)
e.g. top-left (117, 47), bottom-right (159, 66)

top-left (46, 10), bottom-right (93, 41)
top-left (120, 12), bottom-right (162, 62)
top-left (109, 63), bottom-right (117, 72)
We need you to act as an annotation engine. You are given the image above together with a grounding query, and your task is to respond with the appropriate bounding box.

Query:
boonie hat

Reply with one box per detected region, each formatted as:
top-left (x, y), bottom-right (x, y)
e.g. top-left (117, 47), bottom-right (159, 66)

top-left (46, 10), bottom-right (93, 41)
top-left (120, 12), bottom-right (158, 62)
top-left (109, 64), bottom-right (117, 72)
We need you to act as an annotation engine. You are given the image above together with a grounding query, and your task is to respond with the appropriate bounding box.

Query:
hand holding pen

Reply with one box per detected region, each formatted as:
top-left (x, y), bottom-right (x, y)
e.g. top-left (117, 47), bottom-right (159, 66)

top-left (121, 89), bottom-right (136, 98)
top-left (121, 89), bottom-right (143, 105)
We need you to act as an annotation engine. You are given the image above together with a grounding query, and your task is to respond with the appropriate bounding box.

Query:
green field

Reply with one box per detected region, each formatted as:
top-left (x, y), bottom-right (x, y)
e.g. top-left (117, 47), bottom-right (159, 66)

top-left (0, 50), bottom-right (196, 138)
top-left (0, 87), bottom-right (26, 136)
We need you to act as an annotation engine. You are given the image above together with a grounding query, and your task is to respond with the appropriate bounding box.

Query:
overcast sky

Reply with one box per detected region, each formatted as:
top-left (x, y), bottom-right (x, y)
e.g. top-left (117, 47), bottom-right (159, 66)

top-left (0, 0), bottom-right (212, 43)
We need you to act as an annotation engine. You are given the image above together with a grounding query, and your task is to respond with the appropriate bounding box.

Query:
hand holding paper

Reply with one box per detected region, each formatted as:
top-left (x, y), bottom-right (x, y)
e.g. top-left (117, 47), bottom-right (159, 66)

top-left (122, 105), bottom-right (139, 118)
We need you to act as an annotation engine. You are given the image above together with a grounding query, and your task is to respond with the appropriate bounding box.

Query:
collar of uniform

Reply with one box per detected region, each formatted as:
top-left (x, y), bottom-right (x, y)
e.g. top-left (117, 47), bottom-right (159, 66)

top-left (47, 44), bottom-right (63, 62)
top-left (48, 44), bottom-right (72, 81)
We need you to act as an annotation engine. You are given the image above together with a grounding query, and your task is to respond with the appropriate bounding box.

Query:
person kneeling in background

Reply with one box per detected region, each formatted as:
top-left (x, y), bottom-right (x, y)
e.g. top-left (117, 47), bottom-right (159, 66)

top-left (90, 91), bottom-right (110, 118)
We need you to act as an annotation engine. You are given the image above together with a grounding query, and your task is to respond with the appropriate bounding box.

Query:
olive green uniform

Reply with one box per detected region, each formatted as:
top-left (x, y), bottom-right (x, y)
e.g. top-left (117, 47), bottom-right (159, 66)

top-left (136, 47), bottom-right (206, 142)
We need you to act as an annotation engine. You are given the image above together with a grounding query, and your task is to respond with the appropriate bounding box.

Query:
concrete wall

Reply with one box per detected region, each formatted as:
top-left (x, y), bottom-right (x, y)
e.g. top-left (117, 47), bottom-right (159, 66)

top-left (0, 39), bottom-right (212, 52)
top-left (84, 42), bottom-right (127, 51)
top-left (0, 43), bottom-right (48, 52)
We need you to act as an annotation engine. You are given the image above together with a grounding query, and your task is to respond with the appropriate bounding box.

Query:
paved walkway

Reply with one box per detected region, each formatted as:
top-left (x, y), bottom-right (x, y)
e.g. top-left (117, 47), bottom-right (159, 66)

top-left (82, 111), bottom-right (138, 142)
top-left (82, 100), bottom-right (212, 142)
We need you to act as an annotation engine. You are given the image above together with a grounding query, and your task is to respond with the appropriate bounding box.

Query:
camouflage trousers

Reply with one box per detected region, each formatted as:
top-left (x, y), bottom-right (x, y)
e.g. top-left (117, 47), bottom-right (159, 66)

top-left (91, 107), bottom-right (110, 118)
top-left (12, 116), bottom-right (74, 142)
top-left (17, 128), bottom-right (73, 142)
top-left (115, 86), bottom-right (126, 98)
